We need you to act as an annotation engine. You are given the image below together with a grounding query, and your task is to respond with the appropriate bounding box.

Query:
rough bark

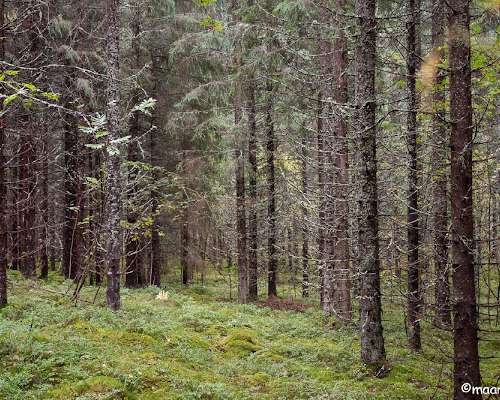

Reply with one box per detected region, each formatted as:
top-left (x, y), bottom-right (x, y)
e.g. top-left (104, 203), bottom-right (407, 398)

top-left (332, 0), bottom-right (351, 320)
top-left (406, 0), bottom-right (422, 351)
top-left (448, 0), bottom-right (481, 397)
top-left (266, 80), bottom-right (277, 298)
top-left (316, 91), bottom-right (325, 305)
top-left (355, 0), bottom-right (386, 367)
top-left (431, 0), bottom-right (451, 328)
top-left (104, 0), bottom-right (123, 311)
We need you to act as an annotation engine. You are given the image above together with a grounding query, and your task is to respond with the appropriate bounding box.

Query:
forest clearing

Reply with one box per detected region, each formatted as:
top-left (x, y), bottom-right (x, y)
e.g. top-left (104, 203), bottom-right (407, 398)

top-left (0, 0), bottom-right (499, 399)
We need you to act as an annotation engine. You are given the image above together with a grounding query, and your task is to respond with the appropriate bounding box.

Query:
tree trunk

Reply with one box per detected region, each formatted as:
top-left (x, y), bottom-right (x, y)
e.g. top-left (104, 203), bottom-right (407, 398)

top-left (0, 0), bottom-right (7, 306)
top-left (104, 0), bottom-right (123, 311)
top-left (332, 0), bottom-right (351, 320)
top-left (39, 136), bottom-right (49, 280)
top-left (301, 134), bottom-right (309, 298)
top-left (431, 0), bottom-right (451, 328)
top-left (125, 11), bottom-right (143, 289)
top-left (317, 91), bottom-right (325, 304)
top-left (232, 1), bottom-right (248, 303)
top-left (266, 80), bottom-right (277, 298)
top-left (406, 0), bottom-right (422, 351)
top-left (448, 0), bottom-right (481, 397)
top-left (149, 55), bottom-right (161, 287)
top-left (355, 0), bottom-right (386, 367)
top-left (247, 79), bottom-right (258, 302)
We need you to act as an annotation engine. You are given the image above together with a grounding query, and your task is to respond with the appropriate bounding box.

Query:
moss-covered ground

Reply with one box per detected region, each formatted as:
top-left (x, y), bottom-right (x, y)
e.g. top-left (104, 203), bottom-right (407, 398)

top-left (1, 270), bottom-right (498, 399)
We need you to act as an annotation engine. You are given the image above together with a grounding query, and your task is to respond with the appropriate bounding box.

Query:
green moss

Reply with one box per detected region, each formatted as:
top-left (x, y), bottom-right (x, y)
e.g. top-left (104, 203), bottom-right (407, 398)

top-left (219, 328), bottom-right (262, 356)
top-left (44, 375), bottom-right (127, 399)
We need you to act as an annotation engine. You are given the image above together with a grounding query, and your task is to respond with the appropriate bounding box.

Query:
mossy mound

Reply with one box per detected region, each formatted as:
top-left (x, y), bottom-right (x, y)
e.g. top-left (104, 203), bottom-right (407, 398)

top-left (219, 328), bottom-right (262, 356)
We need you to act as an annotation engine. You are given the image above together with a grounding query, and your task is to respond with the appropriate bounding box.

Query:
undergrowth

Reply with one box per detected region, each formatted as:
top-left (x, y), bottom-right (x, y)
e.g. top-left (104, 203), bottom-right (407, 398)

top-left (0, 270), bottom-right (498, 399)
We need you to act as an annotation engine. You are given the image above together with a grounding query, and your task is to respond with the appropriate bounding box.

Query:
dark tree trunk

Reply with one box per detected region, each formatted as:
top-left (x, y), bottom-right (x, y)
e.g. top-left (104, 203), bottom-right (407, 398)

top-left (62, 95), bottom-right (83, 281)
top-left (332, 1), bottom-right (351, 320)
top-left (150, 55), bottom-right (161, 288)
top-left (247, 80), bottom-right (258, 302)
top-left (448, 0), bottom-right (481, 397)
top-left (266, 80), bottom-right (277, 298)
top-left (232, 0), bottom-right (248, 303)
top-left (39, 136), bottom-right (49, 280)
top-left (0, 0), bottom-right (7, 306)
top-left (104, 0), bottom-right (122, 311)
top-left (432, 0), bottom-right (451, 328)
top-left (406, 0), bottom-right (422, 351)
top-left (355, 0), bottom-right (386, 367)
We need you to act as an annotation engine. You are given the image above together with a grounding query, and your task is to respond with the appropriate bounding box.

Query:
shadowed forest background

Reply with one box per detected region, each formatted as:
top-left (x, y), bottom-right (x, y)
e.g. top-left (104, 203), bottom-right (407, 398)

top-left (0, 0), bottom-right (499, 399)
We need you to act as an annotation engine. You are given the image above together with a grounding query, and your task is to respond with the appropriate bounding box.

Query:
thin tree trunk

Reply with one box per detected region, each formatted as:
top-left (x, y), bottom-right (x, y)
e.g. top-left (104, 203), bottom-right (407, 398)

top-left (300, 134), bottom-right (310, 298)
top-left (247, 79), bottom-right (258, 302)
top-left (0, 0), bottom-right (7, 306)
top-left (104, 0), bottom-right (123, 311)
top-left (232, 0), bottom-right (248, 303)
top-left (266, 80), bottom-right (277, 298)
top-left (448, 0), bottom-right (481, 397)
top-left (355, 0), bottom-right (386, 367)
top-left (125, 9), bottom-right (143, 288)
top-left (406, 0), bottom-right (422, 351)
top-left (39, 136), bottom-right (49, 279)
top-left (431, 0), bottom-right (451, 328)
top-left (317, 91), bottom-right (325, 304)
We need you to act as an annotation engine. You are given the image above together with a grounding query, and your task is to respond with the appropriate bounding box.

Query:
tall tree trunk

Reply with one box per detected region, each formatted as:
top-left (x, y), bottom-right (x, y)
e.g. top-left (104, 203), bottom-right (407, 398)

top-left (406, 0), bottom-right (422, 351)
top-left (301, 134), bottom-right (309, 298)
top-left (232, 0), bottom-right (248, 303)
top-left (431, 0), bottom-right (451, 328)
top-left (266, 80), bottom-right (277, 298)
top-left (247, 79), bottom-right (258, 301)
top-left (448, 0), bottom-right (481, 397)
top-left (332, 0), bottom-right (351, 320)
top-left (149, 55), bottom-right (161, 287)
top-left (125, 10), bottom-right (143, 289)
top-left (104, 0), bottom-right (123, 311)
top-left (317, 91), bottom-right (325, 304)
top-left (355, 0), bottom-right (386, 367)
top-left (0, 0), bottom-right (7, 306)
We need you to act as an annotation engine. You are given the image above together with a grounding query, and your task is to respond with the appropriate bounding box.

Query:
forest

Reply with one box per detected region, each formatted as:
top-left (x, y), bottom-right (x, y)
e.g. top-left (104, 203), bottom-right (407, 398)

top-left (0, 0), bottom-right (499, 399)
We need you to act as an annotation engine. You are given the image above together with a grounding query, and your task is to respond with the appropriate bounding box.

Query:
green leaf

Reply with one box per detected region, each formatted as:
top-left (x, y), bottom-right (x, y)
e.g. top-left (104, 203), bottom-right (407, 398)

top-left (3, 94), bottom-right (18, 106)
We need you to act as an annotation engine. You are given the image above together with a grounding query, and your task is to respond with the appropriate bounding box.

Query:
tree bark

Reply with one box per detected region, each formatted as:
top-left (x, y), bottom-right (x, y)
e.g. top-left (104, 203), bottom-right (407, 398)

top-left (406, 0), bottom-right (422, 351)
top-left (266, 80), bottom-right (277, 298)
top-left (431, 0), bottom-right (451, 328)
top-left (448, 0), bottom-right (481, 397)
top-left (104, 0), bottom-right (123, 311)
top-left (355, 0), bottom-right (386, 367)
top-left (332, 0), bottom-right (351, 320)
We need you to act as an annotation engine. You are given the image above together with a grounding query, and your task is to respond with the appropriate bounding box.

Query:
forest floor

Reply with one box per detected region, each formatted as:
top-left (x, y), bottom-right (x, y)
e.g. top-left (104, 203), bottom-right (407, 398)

top-left (1, 270), bottom-right (499, 400)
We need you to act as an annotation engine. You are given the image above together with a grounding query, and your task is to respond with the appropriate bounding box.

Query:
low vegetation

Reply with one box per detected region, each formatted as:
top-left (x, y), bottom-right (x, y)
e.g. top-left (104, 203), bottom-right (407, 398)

top-left (1, 271), bottom-right (498, 399)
